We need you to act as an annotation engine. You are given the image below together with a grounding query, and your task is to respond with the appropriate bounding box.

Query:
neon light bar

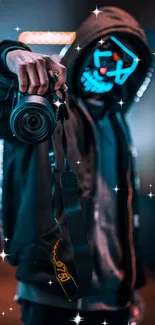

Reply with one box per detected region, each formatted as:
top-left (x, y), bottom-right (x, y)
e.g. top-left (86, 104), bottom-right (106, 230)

top-left (18, 32), bottom-right (76, 44)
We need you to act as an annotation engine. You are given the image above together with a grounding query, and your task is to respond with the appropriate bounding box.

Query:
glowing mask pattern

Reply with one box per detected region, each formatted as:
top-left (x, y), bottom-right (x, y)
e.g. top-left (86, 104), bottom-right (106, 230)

top-left (81, 36), bottom-right (139, 94)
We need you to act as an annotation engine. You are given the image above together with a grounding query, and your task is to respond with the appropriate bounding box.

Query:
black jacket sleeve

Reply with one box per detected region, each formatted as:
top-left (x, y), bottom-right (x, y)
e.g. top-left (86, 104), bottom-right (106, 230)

top-left (0, 40), bottom-right (32, 139)
top-left (0, 40), bottom-right (32, 76)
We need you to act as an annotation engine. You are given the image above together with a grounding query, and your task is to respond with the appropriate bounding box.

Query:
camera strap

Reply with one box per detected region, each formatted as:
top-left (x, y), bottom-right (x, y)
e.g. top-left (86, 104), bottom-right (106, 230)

top-left (49, 104), bottom-right (92, 301)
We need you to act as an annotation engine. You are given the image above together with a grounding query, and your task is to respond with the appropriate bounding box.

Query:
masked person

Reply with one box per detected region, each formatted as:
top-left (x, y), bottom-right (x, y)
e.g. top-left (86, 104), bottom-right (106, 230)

top-left (0, 6), bottom-right (153, 325)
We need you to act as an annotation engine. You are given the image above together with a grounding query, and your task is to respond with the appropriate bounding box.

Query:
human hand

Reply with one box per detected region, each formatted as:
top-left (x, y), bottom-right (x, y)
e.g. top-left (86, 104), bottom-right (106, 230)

top-left (6, 50), bottom-right (67, 95)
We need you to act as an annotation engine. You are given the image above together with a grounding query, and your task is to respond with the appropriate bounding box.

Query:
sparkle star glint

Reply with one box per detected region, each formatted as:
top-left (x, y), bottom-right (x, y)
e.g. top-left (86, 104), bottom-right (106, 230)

top-left (76, 161), bottom-right (81, 165)
top-left (148, 192), bottom-right (155, 199)
top-left (15, 26), bottom-right (21, 32)
top-left (0, 249), bottom-right (9, 262)
top-left (92, 6), bottom-right (102, 17)
top-left (54, 100), bottom-right (62, 108)
top-left (99, 39), bottom-right (105, 45)
top-left (71, 313), bottom-right (84, 325)
top-left (102, 320), bottom-right (109, 325)
top-left (4, 237), bottom-right (9, 242)
top-left (1, 312), bottom-right (5, 316)
top-left (118, 99), bottom-right (125, 107)
top-left (134, 57), bottom-right (141, 63)
top-left (75, 45), bottom-right (81, 52)
top-left (48, 280), bottom-right (53, 286)
top-left (113, 186), bottom-right (120, 193)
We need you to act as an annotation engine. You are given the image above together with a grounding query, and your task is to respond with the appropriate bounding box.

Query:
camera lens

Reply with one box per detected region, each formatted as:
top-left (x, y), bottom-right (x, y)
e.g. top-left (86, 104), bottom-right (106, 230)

top-left (23, 113), bottom-right (41, 130)
top-left (20, 109), bottom-right (48, 137)
top-left (10, 95), bottom-right (57, 144)
top-left (28, 115), bottom-right (39, 128)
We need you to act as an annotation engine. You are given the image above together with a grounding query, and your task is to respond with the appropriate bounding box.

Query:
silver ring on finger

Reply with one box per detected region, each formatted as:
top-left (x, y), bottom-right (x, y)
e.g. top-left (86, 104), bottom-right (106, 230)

top-left (53, 72), bottom-right (59, 81)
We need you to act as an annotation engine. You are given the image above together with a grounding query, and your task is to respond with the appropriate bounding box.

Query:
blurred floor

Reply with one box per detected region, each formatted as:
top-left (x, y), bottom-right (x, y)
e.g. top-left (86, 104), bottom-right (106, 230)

top-left (0, 260), bottom-right (155, 325)
top-left (0, 261), bottom-right (21, 325)
top-left (139, 273), bottom-right (155, 325)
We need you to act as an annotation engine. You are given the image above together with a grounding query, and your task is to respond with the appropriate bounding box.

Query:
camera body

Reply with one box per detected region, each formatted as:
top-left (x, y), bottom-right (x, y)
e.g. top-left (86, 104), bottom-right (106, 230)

top-left (10, 77), bottom-right (66, 145)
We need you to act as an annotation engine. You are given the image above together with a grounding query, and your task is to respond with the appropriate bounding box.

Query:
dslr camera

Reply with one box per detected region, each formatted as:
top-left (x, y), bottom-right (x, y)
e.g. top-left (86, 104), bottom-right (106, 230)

top-left (10, 74), bottom-right (67, 144)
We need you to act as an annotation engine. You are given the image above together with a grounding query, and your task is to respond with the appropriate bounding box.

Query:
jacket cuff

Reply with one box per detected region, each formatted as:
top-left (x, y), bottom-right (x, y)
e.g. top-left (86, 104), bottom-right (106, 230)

top-left (0, 40), bottom-right (31, 76)
top-left (1, 46), bottom-right (29, 70)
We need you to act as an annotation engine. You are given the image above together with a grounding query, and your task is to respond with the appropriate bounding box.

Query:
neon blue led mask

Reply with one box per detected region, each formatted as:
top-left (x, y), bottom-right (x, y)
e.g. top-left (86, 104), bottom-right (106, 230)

top-left (80, 36), bottom-right (139, 95)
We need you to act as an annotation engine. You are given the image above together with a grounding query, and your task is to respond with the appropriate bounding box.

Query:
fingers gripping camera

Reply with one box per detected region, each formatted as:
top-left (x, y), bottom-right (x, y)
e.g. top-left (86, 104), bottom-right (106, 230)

top-left (10, 75), bottom-right (68, 144)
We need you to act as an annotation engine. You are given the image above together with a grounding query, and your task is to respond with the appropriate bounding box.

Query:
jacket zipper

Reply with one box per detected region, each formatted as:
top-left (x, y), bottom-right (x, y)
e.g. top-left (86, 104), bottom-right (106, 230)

top-left (126, 158), bottom-right (136, 291)
top-left (75, 99), bottom-right (136, 293)
top-left (116, 113), bottom-right (136, 292)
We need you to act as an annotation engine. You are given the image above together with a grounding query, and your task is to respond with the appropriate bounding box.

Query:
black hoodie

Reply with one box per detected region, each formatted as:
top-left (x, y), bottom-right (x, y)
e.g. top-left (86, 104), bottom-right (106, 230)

top-left (62, 6), bottom-right (152, 106)
top-left (0, 6), bottom-right (153, 312)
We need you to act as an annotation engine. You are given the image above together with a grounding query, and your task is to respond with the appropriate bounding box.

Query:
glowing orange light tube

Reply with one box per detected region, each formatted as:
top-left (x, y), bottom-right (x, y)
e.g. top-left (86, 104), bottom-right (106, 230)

top-left (18, 32), bottom-right (76, 44)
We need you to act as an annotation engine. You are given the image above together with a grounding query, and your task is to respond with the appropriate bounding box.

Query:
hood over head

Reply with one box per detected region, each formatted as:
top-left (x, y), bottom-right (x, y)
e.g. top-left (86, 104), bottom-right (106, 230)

top-left (61, 6), bottom-right (152, 112)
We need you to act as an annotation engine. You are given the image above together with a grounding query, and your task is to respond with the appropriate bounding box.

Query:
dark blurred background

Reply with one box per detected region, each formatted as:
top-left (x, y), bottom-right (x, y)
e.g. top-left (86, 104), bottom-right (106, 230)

top-left (0, 0), bottom-right (155, 324)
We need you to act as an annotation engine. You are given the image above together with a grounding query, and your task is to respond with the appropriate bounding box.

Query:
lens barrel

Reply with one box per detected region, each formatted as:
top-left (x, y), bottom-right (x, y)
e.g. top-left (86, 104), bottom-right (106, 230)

top-left (10, 95), bottom-right (57, 144)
